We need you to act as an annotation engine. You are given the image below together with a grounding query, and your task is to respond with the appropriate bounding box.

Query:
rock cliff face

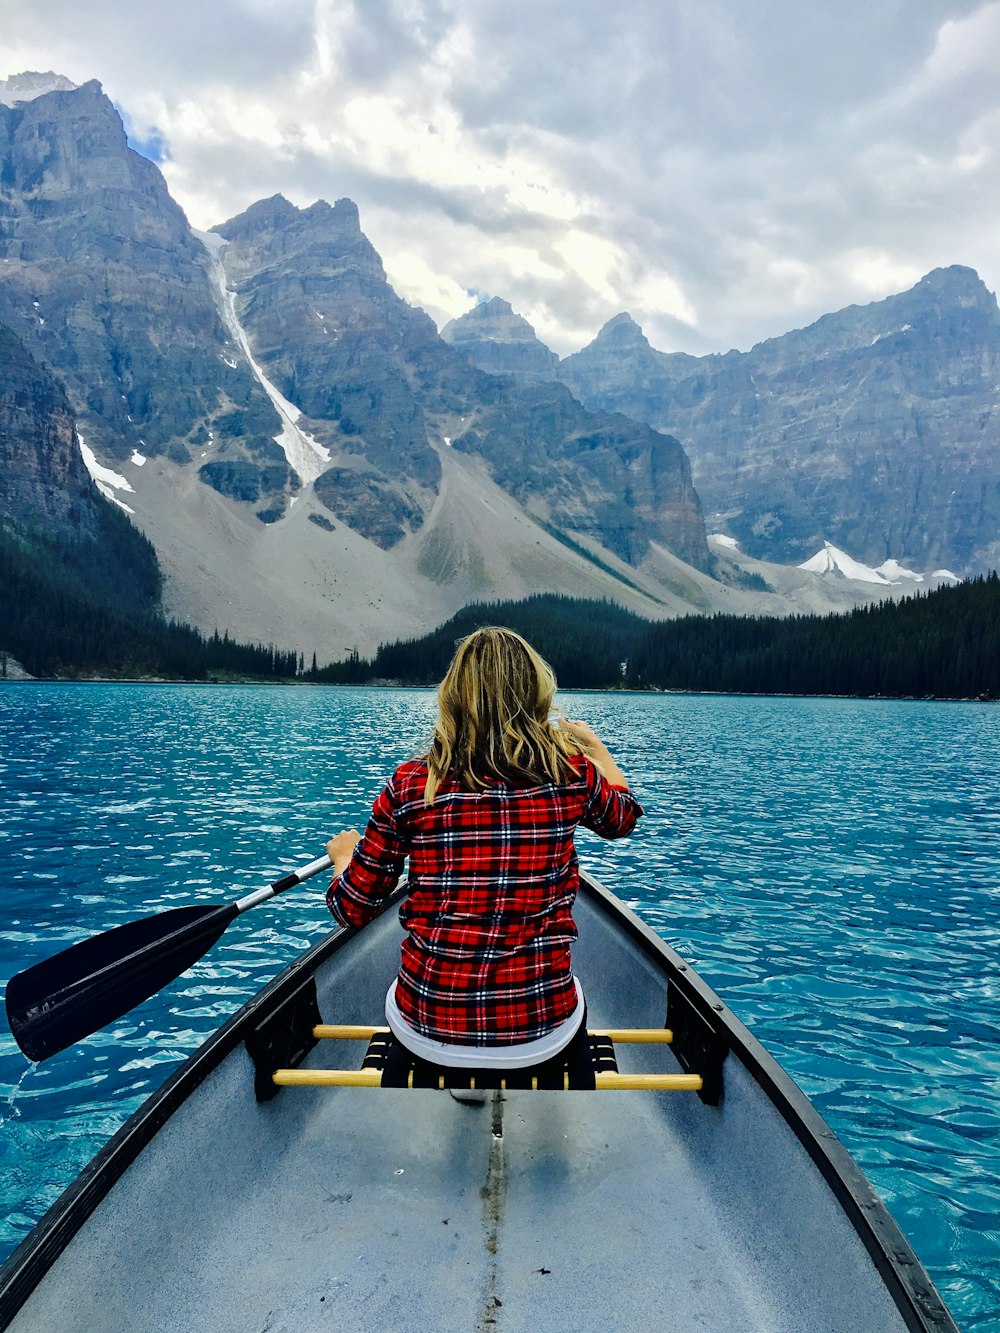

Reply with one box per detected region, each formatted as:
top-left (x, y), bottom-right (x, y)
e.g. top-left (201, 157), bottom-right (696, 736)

top-left (446, 272), bottom-right (1000, 574)
top-left (213, 194), bottom-right (447, 546)
top-left (557, 271), bottom-right (1000, 573)
top-left (0, 79), bottom-right (287, 519)
top-left (450, 381), bottom-right (707, 567)
top-left (0, 318), bottom-right (161, 608)
top-left (441, 297), bottom-right (560, 383)
top-left (0, 320), bottom-right (91, 530)
top-left (214, 195), bottom-right (709, 568)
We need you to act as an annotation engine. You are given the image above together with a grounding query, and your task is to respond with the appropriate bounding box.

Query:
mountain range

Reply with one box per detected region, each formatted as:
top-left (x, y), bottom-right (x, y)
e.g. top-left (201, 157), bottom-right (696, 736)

top-left (0, 73), bottom-right (989, 660)
top-left (444, 273), bottom-right (999, 576)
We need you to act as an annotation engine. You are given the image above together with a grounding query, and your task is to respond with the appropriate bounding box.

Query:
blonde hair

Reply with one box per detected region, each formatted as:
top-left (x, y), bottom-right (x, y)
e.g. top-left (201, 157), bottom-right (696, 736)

top-left (424, 627), bottom-right (583, 804)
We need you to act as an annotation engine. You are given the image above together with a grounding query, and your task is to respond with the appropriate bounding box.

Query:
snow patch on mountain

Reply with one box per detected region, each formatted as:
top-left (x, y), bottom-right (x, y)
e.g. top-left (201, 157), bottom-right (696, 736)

top-left (798, 542), bottom-right (893, 584)
top-left (876, 559), bottom-right (923, 582)
top-left (799, 543), bottom-right (958, 587)
top-left (708, 533), bottom-right (740, 549)
top-left (78, 432), bottom-right (135, 514)
top-left (196, 231), bottom-right (331, 486)
top-left (0, 72), bottom-right (77, 106)
top-left (871, 324), bottom-right (913, 345)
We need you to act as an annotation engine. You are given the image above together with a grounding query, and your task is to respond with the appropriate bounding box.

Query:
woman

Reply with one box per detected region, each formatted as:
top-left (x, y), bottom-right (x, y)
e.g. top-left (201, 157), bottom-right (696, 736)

top-left (326, 626), bottom-right (643, 1070)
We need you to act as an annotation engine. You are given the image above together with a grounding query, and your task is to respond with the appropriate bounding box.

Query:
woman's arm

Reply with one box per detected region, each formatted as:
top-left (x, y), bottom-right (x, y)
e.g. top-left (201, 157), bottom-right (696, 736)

top-left (558, 718), bottom-right (631, 789)
top-left (325, 781), bottom-right (407, 927)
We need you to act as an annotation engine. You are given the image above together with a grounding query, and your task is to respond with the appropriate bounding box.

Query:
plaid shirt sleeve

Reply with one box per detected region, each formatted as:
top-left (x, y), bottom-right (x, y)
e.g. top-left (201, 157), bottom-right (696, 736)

top-left (580, 760), bottom-right (644, 837)
top-left (326, 775), bottom-right (407, 928)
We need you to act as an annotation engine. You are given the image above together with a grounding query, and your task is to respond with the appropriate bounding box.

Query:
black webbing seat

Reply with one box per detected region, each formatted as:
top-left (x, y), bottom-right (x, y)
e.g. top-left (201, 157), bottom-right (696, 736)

top-left (269, 1024), bottom-right (705, 1093)
top-left (359, 1029), bottom-right (618, 1090)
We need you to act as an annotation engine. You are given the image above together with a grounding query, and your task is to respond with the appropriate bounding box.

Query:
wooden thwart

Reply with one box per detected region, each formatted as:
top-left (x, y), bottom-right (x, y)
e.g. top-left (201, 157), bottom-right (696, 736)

top-left (272, 1025), bottom-right (699, 1092)
top-left (272, 1068), bottom-right (703, 1091)
top-left (312, 1025), bottom-right (675, 1044)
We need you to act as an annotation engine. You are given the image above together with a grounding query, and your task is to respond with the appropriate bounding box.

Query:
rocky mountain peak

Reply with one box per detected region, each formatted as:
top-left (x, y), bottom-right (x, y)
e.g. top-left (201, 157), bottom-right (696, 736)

top-left (593, 312), bottom-right (648, 346)
top-left (443, 296), bottom-right (538, 344)
top-left (213, 193), bottom-right (300, 240)
top-left (558, 309), bottom-right (696, 405)
top-left (327, 197), bottom-right (362, 233)
top-left (440, 296), bottom-right (559, 383)
top-left (479, 295), bottom-right (514, 316)
top-left (0, 79), bottom-right (164, 214)
top-left (913, 264), bottom-right (996, 310)
top-left (0, 77), bottom-right (283, 512)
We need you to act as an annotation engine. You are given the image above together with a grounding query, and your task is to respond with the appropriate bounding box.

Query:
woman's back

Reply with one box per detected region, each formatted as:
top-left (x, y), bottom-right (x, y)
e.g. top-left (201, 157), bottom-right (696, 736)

top-left (325, 626), bottom-right (642, 1048)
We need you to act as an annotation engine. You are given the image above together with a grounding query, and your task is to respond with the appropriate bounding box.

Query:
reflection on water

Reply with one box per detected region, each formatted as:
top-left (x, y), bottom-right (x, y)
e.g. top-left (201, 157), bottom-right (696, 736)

top-left (0, 684), bottom-right (997, 1325)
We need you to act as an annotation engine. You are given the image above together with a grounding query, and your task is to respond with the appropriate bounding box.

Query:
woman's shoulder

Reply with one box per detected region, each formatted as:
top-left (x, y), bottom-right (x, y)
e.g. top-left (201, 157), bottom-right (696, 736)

top-left (566, 751), bottom-right (594, 780)
top-left (391, 757), bottom-right (430, 793)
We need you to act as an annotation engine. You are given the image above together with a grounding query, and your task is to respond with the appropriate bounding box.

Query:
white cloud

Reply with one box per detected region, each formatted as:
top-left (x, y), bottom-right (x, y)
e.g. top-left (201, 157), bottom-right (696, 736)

top-left (383, 251), bottom-right (475, 322)
top-left (2, 0), bottom-right (998, 355)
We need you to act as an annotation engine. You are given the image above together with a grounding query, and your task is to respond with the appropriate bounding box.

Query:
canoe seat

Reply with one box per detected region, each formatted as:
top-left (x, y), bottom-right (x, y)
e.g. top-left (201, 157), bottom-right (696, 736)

top-left (270, 1025), bottom-right (704, 1092)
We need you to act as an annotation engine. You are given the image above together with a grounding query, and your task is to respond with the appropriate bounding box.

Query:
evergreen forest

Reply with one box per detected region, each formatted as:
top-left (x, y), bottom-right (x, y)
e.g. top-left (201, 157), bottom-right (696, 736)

top-left (3, 514), bottom-right (996, 700)
top-left (0, 523), bottom-right (298, 681)
top-left (309, 595), bottom-right (650, 689)
top-left (309, 579), bottom-right (999, 701)
top-left (626, 575), bottom-right (998, 699)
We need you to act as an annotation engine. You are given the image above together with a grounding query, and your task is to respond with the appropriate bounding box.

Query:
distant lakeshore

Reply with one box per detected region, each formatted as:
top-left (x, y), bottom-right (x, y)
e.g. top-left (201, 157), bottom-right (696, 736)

top-left (2, 675), bottom-right (995, 706)
top-left (3, 578), bottom-right (998, 701)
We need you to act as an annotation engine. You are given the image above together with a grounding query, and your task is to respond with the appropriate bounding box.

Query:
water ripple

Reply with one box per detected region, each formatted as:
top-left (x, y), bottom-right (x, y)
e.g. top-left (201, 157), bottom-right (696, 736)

top-left (0, 684), bottom-right (996, 1327)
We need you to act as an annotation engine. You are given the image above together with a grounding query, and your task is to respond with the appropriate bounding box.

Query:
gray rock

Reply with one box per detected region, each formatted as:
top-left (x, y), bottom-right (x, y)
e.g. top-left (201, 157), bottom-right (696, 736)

top-left (0, 651), bottom-right (34, 680)
top-left (558, 270), bottom-right (1000, 574)
top-left (0, 317), bottom-right (162, 609)
top-left (0, 320), bottom-right (97, 531)
top-left (451, 381), bottom-right (709, 569)
top-left (0, 79), bottom-right (289, 510)
top-left (441, 297), bottom-right (560, 383)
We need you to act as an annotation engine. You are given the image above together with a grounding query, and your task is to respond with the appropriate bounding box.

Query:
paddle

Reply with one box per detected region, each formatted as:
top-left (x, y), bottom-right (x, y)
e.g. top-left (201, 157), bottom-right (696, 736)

top-left (4, 853), bottom-right (333, 1063)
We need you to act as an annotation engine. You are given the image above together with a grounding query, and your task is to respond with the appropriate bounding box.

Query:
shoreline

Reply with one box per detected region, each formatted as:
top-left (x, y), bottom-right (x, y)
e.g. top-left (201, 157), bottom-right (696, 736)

top-left (2, 676), bottom-right (994, 705)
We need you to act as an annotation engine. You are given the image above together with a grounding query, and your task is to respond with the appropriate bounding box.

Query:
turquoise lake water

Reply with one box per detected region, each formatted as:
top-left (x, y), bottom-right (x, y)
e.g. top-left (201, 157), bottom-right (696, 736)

top-left (0, 683), bottom-right (997, 1327)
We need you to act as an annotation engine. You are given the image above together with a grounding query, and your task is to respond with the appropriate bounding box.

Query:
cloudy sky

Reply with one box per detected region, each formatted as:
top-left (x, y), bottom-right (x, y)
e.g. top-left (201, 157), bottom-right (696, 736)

top-left (2, 0), bottom-right (998, 355)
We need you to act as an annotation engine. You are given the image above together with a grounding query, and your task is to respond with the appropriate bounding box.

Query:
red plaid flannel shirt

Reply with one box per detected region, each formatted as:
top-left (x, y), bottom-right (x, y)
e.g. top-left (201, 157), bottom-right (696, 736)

top-left (327, 755), bottom-right (643, 1044)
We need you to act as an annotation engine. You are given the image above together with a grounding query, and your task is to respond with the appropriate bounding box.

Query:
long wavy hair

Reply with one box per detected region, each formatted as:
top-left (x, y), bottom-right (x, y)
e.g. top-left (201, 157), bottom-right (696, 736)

top-left (423, 627), bottom-right (583, 804)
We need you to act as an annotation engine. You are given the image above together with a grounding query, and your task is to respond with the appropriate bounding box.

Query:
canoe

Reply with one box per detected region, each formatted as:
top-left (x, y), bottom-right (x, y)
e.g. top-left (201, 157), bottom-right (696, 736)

top-left (0, 870), bottom-right (957, 1332)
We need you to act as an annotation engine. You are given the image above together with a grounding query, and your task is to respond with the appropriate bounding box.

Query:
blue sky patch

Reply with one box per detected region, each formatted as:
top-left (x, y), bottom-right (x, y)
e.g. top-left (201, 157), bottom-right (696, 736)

top-left (114, 101), bottom-right (169, 164)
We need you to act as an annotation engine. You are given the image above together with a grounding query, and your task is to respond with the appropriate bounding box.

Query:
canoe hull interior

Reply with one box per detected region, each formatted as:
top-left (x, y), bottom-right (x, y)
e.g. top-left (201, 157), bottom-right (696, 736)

top-left (1, 874), bottom-right (954, 1333)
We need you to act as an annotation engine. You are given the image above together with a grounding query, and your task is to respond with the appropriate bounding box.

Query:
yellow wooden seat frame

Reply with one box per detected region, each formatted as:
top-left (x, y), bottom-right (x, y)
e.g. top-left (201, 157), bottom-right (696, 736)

top-left (271, 1025), bottom-right (704, 1093)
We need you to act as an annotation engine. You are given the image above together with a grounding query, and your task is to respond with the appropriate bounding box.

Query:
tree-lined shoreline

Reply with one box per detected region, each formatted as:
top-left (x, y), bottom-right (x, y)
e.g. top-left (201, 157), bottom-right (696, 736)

top-left (2, 515), bottom-right (996, 701)
top-left (307, 580), bottom-right (999, 701)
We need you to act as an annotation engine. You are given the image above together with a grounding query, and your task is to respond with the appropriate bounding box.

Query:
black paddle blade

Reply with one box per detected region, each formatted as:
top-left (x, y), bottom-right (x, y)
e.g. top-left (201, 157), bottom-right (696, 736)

top-left (5, 903), bottom-right (239, 1062)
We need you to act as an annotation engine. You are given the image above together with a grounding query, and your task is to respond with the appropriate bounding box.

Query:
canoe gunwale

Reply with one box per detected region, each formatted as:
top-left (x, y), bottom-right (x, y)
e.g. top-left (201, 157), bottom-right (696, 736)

top-left (0, 890), bottom-right (407, 1328)
top-left (579, 871), bottom-right (959, 1333)
top-left (0, 874), bottom-right (958, 1332)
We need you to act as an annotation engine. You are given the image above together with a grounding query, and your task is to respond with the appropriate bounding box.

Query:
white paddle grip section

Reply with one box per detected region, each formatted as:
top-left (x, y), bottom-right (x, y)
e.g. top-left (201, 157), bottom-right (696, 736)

top-left (234, 855), bottom-right (333, 914)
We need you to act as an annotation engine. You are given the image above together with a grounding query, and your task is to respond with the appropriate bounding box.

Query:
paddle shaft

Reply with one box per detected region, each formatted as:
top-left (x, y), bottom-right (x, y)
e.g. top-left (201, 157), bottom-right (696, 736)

top-left (234, 853), bottom-right (333, 913)
top-left (38, 853), bottom-right (335, 1010)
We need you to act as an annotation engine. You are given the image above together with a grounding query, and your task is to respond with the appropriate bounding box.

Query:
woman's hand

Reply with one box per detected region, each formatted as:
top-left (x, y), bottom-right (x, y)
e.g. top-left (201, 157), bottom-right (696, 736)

top-left (558, 718), bottom-right (601, 750)
top-left (326, 829), bottom-right (361, 877)
top-left (558, 718), bottom-right (630, 788)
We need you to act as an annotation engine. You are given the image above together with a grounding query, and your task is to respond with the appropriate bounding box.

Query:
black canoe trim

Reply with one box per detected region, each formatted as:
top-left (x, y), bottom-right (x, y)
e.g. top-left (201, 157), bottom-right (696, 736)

top-left (0, 891), bottom-right (404, 1331)
top-left (0, 876), bottom-right (958, 1332)
top-left (578, 872), bottom-right (959, 1333)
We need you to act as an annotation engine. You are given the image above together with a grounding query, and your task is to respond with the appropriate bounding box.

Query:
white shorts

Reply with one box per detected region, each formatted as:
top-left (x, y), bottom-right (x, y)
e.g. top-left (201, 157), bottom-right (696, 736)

top-left (384, 977), bottom-right (586, 1069)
